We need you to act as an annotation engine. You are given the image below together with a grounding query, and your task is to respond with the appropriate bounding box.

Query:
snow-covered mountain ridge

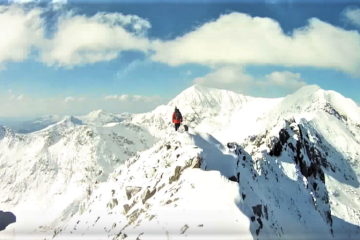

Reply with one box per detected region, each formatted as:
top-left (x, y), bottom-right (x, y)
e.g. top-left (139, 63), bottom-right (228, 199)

top-left (130, 84), bottom-right (282, 138)
top-left (1, 84), bottom-right (360, 240)
top-left (44, 119), bottom-right (359, 239)
top-left (0, 117), bottom-right (155, 237)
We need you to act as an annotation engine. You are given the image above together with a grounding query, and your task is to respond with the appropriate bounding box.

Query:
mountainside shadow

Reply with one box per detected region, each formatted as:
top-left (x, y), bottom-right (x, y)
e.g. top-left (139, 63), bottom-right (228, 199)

top-left (0, 210), bottom-right (16, 231)
top-left (303, 120), bottom-right (360, 188)
top-left (332, 215), bottom-right (360, 240)
top-left (191, 129), bottom-right (359, 240)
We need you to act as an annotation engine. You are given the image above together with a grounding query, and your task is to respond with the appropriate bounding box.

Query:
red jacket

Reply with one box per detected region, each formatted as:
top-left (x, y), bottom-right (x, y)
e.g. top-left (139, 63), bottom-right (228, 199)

top-left (172, 112), bottom-right (183, 124)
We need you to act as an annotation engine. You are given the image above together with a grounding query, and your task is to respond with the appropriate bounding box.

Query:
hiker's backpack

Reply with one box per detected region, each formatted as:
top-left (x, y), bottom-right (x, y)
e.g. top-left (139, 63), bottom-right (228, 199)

top-left (175, 111), bottom-right (182, 121)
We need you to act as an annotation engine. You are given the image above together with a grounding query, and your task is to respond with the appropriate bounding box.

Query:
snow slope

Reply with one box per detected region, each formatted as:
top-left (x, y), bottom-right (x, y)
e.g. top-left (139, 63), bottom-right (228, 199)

top-left (0, 117), bottom-right (155, 239)
top-left (48, 84), bottom-right (359, 240)
top-left (1, 84), bottom-right (360, 240)
top-left (77, 110), bottom-right (131, 127)
top-left (130, 84), bottom-right (280, 139)
top-left (45, 121), bottom-right (359, 240)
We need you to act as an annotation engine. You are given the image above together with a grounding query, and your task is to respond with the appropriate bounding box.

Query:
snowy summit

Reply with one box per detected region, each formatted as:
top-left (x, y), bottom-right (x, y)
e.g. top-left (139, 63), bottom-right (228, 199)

top-left (1, 1), bottom-right (360, 239)
top-left (1, 84), bottom-right (360, 240)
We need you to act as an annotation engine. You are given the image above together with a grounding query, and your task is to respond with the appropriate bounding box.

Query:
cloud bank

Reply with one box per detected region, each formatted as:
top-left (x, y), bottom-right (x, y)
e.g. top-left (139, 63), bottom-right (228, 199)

top-left (2, 4), bottom-right (360, 75)
top-left (193, 66), bottom-right (306, 95)
top-left (1, 94), bottom-right (164, 118)
top-left (0, 5), bottom-right (44, 65)
top-left (152, 12), bottom-right (360, 75)
top-left (342, 6), bottom-right (360, 28)
top-left (41, 12), bottom-right (151, 68)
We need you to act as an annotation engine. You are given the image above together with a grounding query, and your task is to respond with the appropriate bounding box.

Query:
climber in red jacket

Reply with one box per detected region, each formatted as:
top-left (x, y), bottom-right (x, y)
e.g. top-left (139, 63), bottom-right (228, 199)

top-left (172, 107), bottom-right (183, 131)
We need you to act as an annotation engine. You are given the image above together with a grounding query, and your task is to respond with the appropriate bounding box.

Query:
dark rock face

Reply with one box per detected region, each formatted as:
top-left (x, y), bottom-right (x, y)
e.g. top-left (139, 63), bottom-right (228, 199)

top-left (225, 120), bottom-right (338, 238)
top-left (277, 122), bottom-right (333, 231)
top-left (228, 176), bottom-right (238, 183)
top-left (141, 188), bottom-right (156, 204)
top-left (252, 204), bottom-right (262, 218)
top-left (269, 139), bottom-right (283, 157)
top-left (0, 211), bottom-right (16, 231)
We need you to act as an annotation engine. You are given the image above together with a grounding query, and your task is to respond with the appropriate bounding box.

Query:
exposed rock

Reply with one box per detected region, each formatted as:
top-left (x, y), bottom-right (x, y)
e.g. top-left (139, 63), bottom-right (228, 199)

top-left (120, 233), bottom-right (127, 239)
top-left (269, 137), bottom-right (283, 157)
top-left (257, 218), bottom-right (263, 229)
top-left (136, 233), bottom-right (144, 240)
top-left (190, 156), bottom-right (201, 169)
top-left (228, 176), bottom-right (238, 183)
top-left (242, 193), bottom-right (246, 200)
top-left (169, 166), bottom-right (182, 184)
top-left (128, 208), bottom-right (145, 224)
top-left (125, 187), bottom-right (142, 200)
top-left (123, 204), bottom-right (130, 214)
top-left (180, 224), bottom-right (189, 234)
top-left (141, 188), bottom-right (156, 204)
top-left (252, 204), bottom-right (262, 218)
top-left (157, 183), bottom-right (166, 192)
top-left (264, 205), bottom-right (268, 221)
top-left (107, 198), bottom-right (118, 210)
top-left (332, 190), bottom-right (340, 197)
top-left (227, 142), bottom-right (236, 149)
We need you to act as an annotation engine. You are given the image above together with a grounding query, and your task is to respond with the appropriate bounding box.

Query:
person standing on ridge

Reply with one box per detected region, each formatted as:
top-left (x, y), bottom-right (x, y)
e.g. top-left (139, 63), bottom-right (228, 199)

top-left (172, 107), bottom-right (183, 131)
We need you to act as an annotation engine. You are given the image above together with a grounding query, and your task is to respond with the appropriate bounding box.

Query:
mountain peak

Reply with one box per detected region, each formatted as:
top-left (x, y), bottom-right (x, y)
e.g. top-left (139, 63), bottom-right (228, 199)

top-left (87, 109), bottom-right (106, 116)
top-left (263, 84), bottom-right (360, 128)
top-left (77, 110), bottom-right (123, 126)
top-left (168, 84), bottom-right (252, 111)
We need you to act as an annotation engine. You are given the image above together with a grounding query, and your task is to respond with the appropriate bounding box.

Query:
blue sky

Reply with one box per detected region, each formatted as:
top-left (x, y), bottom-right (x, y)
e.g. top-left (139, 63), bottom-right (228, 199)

top-left (1, 0), bottom-right (360, 117)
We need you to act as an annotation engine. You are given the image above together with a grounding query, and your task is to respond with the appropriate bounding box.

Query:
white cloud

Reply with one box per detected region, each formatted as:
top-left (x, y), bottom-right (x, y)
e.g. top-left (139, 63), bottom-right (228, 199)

top-left (104, 95), bottom-right (120, 100)
top-left (94, 12), bottom-right (151, 36)
top-left (342, 6), bottom-right (360, 27)
top-left (119, 94), bottom-right (129, 101)
top-left (0, 5), bottom-right (44, 64)
top-left (104, 95), bottom-right (130, 101)
top-left (8, 0), bottom-right (40, 3)
top-left (17, 95), bottom-right (24, 101)
top-left (52, 0), bottom-right (67, 4)
top-left (104, 94), bottom-right (158, 102)
top-left (78, 97), bottom-right (85, 102)
top-left (41, 12), bottom-right (151, 68)
top-left (0, 95), bottom-right (165, 117)
top-left (116, 59), bottom-right (149, 78)
top-left (263, 71), bottom-right (307, 89)
top-left (64, 96), bottom-right (74, 102)
top-left (8, 89), bottom-right (12, 94)
top-left (193, 66), bottom-right (254, 93)
top-left (193, 66), bottom-right (306, 96)
top-left (132, 95), bottom-right (161, 102)
top-left (152, 12), bottom-right (360, 75)
top-left (50, 0), bottom-right (67, 10)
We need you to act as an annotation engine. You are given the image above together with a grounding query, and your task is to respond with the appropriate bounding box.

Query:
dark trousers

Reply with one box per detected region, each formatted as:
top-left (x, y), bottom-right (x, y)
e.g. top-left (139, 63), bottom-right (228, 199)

top-left (175, 123), bottom-right (180, 131)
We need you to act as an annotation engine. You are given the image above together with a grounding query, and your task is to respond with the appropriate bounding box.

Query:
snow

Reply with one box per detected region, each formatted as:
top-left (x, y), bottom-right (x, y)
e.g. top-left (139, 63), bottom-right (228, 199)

top-left (1, 84), bottom-right (360, 240)
top-left (77, 110), bottom-right (130, 127)
top-left (0, 120), bottom-right (155, 238)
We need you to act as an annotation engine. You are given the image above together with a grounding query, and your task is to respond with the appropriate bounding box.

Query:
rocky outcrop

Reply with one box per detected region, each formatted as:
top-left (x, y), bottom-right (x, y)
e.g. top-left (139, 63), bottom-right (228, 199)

top-left (0, 211), bottom-right (16, 231)
top-left (125, 187), bottom-right (142, 200)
